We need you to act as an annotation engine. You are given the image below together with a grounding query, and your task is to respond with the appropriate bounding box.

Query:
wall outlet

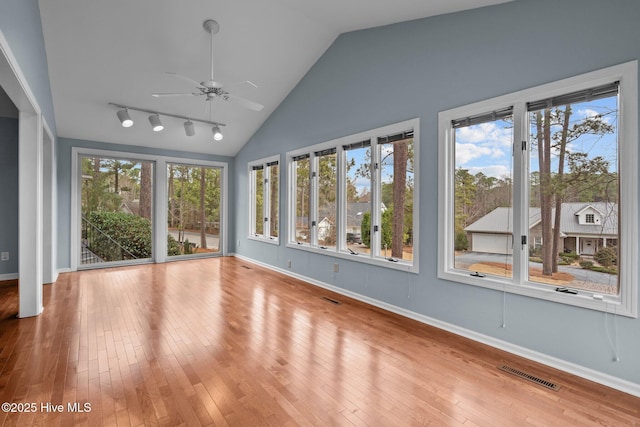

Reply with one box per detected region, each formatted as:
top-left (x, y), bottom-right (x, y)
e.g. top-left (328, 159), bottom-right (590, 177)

top-left (287, 259), bottom-right (292, 268)
top-left (333, 263), bottom-right (339, 273)
top-left (1, 252), bottom-right (8, 261)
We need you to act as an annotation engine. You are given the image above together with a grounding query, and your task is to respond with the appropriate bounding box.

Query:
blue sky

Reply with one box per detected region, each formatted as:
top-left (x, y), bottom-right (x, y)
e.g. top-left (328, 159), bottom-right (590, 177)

top-left (455, 97), bottom-right (618, 179)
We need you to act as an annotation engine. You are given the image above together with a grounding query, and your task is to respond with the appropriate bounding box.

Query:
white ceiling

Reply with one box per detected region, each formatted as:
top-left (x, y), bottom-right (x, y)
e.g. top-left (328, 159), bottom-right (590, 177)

top-left (38, 0), bottom-right (512, 157)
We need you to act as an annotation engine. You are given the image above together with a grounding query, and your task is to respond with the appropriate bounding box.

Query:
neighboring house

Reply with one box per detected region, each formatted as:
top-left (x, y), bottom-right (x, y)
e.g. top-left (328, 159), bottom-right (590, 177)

top-left (298, 202), bottom-right (375, 243)
top-left (317, 217), bottom-right (334, 241)
top-left (464, 202), bottom-right (618, 256)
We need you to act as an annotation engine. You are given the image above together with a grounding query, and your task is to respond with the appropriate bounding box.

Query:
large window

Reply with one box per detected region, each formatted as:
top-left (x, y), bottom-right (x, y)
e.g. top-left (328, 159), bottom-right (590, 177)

top-left (438, 62), bottom-right (638, 317)
top-left (249, 156), bottom-right (279, 243)
top-left (167, 163), bottom-right (222, 257)
top-left (80, 155), bottom-right (154, 266)
top-left (71, 148), bottom-right (228, 270)
top-left (288, 119), bottom-right (419, 272)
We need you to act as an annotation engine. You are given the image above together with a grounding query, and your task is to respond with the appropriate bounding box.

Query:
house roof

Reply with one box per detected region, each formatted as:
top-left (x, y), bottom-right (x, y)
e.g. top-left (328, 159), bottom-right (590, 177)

top-left (465, 202), bottom-right (618, 236)
top-left (318, 202), bottom-right (372, 227)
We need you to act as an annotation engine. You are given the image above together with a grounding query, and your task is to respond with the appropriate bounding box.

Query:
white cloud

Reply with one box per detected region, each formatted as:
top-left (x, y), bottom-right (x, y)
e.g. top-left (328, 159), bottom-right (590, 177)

top-left (456, 143), bottom-right (491, 165)
top-left (455, 122), bottom-right (512, 148)
top-left (576, 107), bottom-right (614, 125)
top-left (466, 164), bottom-right (512, 179)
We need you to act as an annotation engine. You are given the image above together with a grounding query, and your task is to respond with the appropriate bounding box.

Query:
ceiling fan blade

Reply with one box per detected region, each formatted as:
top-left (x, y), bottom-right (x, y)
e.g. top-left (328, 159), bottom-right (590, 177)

top-left (165, 72), bottom-right (203, 88)
top-left (152, 92), bottom-right (200, 98)
top-left (228, 94), bottom-right (264, 111)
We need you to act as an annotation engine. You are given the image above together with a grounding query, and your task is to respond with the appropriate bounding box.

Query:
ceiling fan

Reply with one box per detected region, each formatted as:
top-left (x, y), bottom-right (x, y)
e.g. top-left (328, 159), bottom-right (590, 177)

top-left (152, 19), bottom-right (264, 112)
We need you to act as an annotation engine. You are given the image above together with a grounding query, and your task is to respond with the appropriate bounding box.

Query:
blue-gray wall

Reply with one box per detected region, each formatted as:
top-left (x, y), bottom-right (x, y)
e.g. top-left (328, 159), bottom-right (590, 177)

top-left (56, 137), bottom-right (235, 269)
top-left (0, 117), bottom-right (18, 276)
top-left (0, 0), bottom-right (56, 279)
top-left (0, 0), bottom-right (56, 134)
top-left (234, 0), bottom-right (640, 388)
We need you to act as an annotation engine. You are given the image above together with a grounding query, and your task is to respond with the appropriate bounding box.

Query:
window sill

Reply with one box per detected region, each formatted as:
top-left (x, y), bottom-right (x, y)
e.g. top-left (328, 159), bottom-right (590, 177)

top-left (287, 242), bottom-right (418, 273)
top-left (248, 235), bottom-right (280, 245)
top-left (438, 269), bottom-right (635, 318)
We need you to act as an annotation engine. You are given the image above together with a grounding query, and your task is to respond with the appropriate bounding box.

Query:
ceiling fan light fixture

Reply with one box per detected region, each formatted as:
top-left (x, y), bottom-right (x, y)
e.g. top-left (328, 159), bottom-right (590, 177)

top-left (184, 120), bottom-right (195, 136)
top-left (212, 125), bottom-right (223, 141)
top-left (117, 109), bottom-right (133, 127)
top-left (149, 114), bottom-right (164, 132)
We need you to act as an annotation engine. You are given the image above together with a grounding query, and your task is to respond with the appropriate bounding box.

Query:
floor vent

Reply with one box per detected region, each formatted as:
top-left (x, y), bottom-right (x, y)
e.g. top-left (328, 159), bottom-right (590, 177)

top-left (321, 296), bottom-right (342, 305)
top-left (498, 365), bottom-right (560, 391)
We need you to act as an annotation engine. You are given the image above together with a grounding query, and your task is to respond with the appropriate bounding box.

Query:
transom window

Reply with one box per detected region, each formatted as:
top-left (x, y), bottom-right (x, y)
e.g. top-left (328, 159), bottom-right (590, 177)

top-left (288, 119), bottom-right (419, 272)
top-left (438, 62), bottom-right (637, 317)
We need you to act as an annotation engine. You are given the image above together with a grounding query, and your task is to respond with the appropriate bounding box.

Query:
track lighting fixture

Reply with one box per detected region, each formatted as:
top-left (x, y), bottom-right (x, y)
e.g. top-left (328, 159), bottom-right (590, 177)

top-left (116, 109), bottom-right (133, 127)
top-left (184, 120), bottom-right (195, 136)
top-left (109, 103), bottom-right (225, 138)
top-left (212, 125), bottom-right (223, 141)
top-left (149, 114), bottom-right (164, 132)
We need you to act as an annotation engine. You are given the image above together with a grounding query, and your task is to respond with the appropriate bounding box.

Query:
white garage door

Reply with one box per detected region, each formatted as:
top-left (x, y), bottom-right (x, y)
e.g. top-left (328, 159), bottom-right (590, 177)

top-left (471, 233), bottom-right (512, 255)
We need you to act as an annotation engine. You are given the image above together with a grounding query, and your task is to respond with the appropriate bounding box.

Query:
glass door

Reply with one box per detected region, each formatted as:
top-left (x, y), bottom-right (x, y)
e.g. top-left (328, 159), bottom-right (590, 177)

top-left (80, 155), bottom-right (154, 266)
top-left (167, 163), bottom-right (222, 257)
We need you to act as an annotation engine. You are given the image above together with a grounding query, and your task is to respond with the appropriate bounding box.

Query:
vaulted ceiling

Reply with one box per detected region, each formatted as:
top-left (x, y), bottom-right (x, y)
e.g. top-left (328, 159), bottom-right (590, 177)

top-left (38, 0), bottom-right (512, 156)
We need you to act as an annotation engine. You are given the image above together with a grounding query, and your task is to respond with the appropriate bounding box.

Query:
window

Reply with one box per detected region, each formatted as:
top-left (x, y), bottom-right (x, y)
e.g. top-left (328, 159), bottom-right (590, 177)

top-left (249, 156), bottom-right (280, 243)
top-left (71, 148), bottom-right (228, 270)
top-left (344, 140), bottom-right (371, 252)
top-left (452, 108), bottom-right (514, 277)
top-left (316, 148), bottom-right (337, 249)
top-left (79, 155), bottom-right (154, 266)
top-left (288, 119), bottom-right (419, 272)
top-left (292, 154), bottom-right (311, 244)
top-left (167, 163), bottom-right (222, 257)
top-left (438, 62), bottom-right (638, 317)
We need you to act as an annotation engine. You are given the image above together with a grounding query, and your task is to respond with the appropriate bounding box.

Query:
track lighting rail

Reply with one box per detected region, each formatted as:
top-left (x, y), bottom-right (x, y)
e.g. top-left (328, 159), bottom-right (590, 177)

top-left (108, 103), bottom-right (226, 127)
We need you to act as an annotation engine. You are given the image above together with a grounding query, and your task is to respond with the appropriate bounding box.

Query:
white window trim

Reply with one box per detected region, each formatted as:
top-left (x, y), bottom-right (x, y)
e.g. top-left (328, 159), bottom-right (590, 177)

top-left (71, 147), bottom-right (228, 270)
top-left (438, 61), bottom-right (638, 318)
top-left (248, 155), bottom-right (280, 245)
top-left (287, 118), bottom-right (420, 273)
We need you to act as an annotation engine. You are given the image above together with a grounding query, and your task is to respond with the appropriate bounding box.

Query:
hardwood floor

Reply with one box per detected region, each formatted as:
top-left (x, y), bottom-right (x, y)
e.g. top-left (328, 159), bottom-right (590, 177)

top-left (0, 258), bottom-right (638, 426)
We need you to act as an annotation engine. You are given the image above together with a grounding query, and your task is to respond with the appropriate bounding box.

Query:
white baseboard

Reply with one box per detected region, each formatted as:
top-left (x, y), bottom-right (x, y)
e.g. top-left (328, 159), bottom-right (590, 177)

top-left (234, 254), bottom-right (640, 398)
top-left (0, 273), bottom-right (18, 281)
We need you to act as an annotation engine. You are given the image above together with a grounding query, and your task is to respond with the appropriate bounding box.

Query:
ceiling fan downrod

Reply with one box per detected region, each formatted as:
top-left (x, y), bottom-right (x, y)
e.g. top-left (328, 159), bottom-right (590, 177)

top-left (203, 19), bottom-right (219, 84)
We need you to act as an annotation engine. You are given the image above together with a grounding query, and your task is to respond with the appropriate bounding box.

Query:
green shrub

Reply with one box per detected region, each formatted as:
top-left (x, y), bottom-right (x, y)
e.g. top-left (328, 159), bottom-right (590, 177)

top-left (560, 251), bottom-right (580, 260)
top-left (594, 246), bottom-right (617, 267)
top-left (87, 211), bottom-right (151, 260)
top-left (87, 211), bottom-right (181, 259)
top-left (183, 238), bottom-right (193, 255)
top-left (167, 235), bottom-right (181, 256)
top-left (361, 212), bottom-right (371, 248)
top-left (455, 230), bottom-right (468, 251)
top-left (580, 260), bottom-right (594, 269)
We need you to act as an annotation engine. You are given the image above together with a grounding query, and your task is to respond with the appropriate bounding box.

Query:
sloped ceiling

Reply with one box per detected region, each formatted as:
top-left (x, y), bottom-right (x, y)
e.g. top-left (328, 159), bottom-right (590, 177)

top-left (38, 0), bottom-right (512, 156)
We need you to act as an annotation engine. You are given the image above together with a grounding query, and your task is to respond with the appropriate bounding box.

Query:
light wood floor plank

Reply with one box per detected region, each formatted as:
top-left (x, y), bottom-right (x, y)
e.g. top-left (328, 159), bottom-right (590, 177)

top-left (0, 258), bottom-right (639, 426)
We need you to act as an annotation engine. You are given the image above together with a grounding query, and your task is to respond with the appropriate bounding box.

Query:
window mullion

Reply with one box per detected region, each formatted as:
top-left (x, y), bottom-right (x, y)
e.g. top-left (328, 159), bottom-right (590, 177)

top-left (263, 164), bottom-right (270, 238)
top-left (371, 138), bottom-right (381, 258)
top-left (310, 154), bottom-right (319, 247)
top-left (337, 147), bottom-right (346, 252)
top-left (512, 101), bottom-right (528, 284)
top-left (249, 169), bottom-right (256, 235)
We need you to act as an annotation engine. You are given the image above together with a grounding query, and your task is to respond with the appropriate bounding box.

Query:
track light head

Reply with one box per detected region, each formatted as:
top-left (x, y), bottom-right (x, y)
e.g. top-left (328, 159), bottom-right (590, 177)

top-left (184, 120), bottom-right (195, 136)
top-left (212, 125), bottom-right (223, 141)
top-left (149, 114), bottom-right (164, 132)
top-left (116, 109), bottom-right (133, 127)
